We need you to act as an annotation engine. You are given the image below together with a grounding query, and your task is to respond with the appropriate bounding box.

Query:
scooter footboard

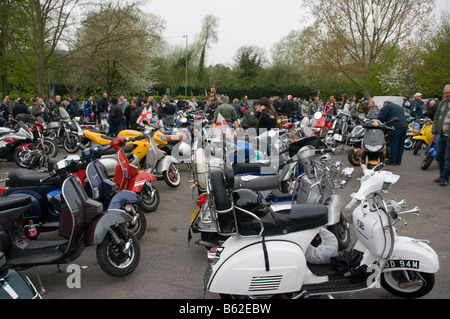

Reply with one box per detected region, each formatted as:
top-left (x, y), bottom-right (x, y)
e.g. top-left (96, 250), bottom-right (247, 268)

top-left (384, 236), bottom-right (439, 273)
top-left (85, 209), bottom-right (133, 246)
top-left (208, 240), bottom-right (307, 296)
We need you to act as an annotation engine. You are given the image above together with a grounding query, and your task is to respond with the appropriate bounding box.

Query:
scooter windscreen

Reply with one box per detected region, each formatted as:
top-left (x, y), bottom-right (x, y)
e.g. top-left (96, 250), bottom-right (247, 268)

top-left (362, 129), bottom-right (386, 152)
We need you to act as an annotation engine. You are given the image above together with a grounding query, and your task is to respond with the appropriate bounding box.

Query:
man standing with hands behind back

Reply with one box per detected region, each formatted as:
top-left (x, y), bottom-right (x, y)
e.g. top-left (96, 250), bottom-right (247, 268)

top-left (431, 84), bottom-right (450, 186)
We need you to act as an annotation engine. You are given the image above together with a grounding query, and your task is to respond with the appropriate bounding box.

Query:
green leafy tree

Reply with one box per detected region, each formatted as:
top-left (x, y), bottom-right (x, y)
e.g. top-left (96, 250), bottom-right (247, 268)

top-left (414, 13), bottom-right (450, 97)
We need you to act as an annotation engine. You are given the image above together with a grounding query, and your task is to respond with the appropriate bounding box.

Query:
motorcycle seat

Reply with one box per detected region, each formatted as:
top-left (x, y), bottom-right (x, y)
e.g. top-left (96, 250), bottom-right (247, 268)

top-left (6, 169), bottom-right (64, 187)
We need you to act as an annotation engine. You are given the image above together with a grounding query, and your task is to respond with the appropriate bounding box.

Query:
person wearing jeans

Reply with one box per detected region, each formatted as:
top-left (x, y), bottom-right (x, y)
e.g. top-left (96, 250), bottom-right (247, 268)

top-left (432, 84), bottom-right (450, 186)
top-left (377, 101), bottom-right (408, 165)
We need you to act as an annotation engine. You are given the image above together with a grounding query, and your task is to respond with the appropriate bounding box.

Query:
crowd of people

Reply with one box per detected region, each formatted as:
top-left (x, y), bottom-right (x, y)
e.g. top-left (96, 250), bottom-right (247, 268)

top-left (1, 85), bottom-right (449, 186)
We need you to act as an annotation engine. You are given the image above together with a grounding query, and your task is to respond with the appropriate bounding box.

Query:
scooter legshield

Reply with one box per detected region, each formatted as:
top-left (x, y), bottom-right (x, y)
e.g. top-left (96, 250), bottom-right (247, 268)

top-left (85, 209), bottom-right (133, 246)
top-left (208, 239), bottom-right (307, 296)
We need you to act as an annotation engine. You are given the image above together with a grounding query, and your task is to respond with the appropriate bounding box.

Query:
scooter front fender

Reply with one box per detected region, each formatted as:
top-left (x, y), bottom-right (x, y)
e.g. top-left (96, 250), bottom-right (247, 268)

top-left (384, 236), bottom-right (440, 274)
top-left (85, 209), bottom-right (133, 246)
top-left (108, 190), bottom-right (142, 210)
top-left (156, 155), bottom-right (179, 173)
top-left (207, 239), bottom-right (307, 296)
top-left (127, 172), bottom-right (157, 193)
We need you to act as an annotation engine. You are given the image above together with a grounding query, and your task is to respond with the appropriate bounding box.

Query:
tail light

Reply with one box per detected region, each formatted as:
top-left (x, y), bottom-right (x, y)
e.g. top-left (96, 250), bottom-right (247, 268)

top-left (207, 246), bottom-right (224, 264)
top-left (0, 186), bottom-right (8, 195)
top-left (196, 193), bottom-right (207, 207)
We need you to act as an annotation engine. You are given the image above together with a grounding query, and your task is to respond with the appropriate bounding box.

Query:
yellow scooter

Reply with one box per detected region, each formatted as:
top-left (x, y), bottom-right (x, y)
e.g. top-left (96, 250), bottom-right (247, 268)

top-left (82, 127), bottom-right (187, 154)
top-left (413, 118), bottom-right (433, 155)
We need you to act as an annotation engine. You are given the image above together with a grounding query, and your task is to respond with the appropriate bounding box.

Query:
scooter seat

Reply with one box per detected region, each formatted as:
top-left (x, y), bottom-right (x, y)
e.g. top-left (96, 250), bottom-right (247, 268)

top-left (237, 203), bottom-right (328, 237)
top-left (102, 145), bottom-right (134, 155)
top-left (271, 204), bottom-right (328, 234)
top-left (232, 162), bottom-right (272, 174)
top-left (0, 195), bottom-right (31, 212)
top-left (6, 169), bottom-right (64, 187)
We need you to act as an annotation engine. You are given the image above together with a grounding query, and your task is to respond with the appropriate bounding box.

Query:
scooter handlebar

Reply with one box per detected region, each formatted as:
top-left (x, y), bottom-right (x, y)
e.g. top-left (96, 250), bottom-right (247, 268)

top-left (342, 198), bottom-right (359, 214)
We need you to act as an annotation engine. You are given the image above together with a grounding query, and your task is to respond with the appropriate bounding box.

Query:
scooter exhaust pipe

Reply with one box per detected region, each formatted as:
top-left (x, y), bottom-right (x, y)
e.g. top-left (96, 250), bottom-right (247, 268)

top-left (196, 240), bottom-right (217, 248)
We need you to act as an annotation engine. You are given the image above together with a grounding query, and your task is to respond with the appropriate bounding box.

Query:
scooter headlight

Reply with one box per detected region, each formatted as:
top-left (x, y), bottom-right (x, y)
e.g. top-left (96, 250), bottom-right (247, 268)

top-left (364, 144), bottom-right (383, 152)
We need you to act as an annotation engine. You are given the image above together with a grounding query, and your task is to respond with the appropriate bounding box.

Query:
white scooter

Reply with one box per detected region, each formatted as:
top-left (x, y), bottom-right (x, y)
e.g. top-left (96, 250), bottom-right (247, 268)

top-left (203, 157), bottom-right (439, 299)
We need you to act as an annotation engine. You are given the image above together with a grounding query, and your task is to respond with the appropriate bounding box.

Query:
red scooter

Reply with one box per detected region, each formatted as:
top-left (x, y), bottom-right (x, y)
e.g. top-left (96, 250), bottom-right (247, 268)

top-left (77, 136), bottom-right (160, 213)
top-left (313, 111), bottom-right (333, 136)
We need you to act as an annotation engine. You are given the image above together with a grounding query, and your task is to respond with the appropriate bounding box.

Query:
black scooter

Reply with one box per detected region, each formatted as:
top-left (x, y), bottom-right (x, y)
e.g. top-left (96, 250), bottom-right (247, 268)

top-left (0, 161), bottom-right (140, 288)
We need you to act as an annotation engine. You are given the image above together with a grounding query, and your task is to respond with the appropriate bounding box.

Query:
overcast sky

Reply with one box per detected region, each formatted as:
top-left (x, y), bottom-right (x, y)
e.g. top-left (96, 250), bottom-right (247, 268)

top-left (143, 0), bottom-right (449, 67)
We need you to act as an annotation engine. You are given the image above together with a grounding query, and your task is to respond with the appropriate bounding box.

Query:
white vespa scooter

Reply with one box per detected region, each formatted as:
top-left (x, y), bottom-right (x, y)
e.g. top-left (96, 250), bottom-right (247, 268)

top-left (203, 154), bottom-right (439, 299)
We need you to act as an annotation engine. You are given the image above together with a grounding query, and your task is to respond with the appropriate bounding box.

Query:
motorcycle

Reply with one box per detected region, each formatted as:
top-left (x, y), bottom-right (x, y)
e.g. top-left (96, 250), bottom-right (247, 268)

top-left (190, 145), bottom-right (352, 251)
top-left (404, 118), bottom-right (423, 150)
top-left (421, 135), bottom-right (439, 170)
top-left (0, 161), bottom-right (141, 278)
top-left (203, 162), bottom-right (439, 299)
top-left (312, 111), bottom-right (333, 137)
top-left (102, 136), bottom-right (160, 213)
top-left (325, 112), bottom-right (354, 148)
top-left (0, 140), bottom-right (152, 239)
top-left (83, 123), bottom-right (188, 156)
top-left (347, 118), bottom-right (397, 168)
top-left (117, 122), bottom-right (181, 188)
top-left (413, 118), bottom-right (433, 155)
top-left (45, 107), bottom-right (84, 153)
top-left (0, 120), bottom-right (35, 168)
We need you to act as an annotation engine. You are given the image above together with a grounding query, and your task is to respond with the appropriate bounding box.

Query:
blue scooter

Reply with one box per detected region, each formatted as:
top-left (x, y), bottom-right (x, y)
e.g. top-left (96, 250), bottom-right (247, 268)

top-left (0, 145), bottom-right (145, 239)
top-left (421, 134), bottom-right (439, 170)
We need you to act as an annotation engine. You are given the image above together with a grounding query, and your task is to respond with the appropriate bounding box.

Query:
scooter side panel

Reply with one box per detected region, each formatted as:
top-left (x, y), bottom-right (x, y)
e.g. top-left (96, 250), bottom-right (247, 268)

top-left (208, 240), bottom-right (307, 296)
top-left (108, 191), bottom-right (142, 210)
top-left (156, 155), bottom-right (179, 173)
top-left (127, 172), bottom-right (157, 193)
top-left (386, 236), bottom-right (440, 273)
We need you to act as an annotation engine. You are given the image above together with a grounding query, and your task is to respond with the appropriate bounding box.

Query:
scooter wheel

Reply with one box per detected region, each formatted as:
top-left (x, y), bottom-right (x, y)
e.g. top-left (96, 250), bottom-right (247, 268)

top-left (381, 271), bottom-right (435, 298)
top-left (421, 155), bottom-right (433, 170)
top-left (347, 149), bottom-right (361, 166)
top-left (413, 140), bottom-right (423, 155)
top-left (163, 164), bottom-right (181, 188)
top-left (96, 226), bottom-right (140, 277)
top-left (138, 184), bottom-right (160, 212)
top-left (404, 137), bottom-right (413, 150)
top-left (128, 206), bottom-right (147, 240)
top-left (63, 133), bottom-right (80, 153)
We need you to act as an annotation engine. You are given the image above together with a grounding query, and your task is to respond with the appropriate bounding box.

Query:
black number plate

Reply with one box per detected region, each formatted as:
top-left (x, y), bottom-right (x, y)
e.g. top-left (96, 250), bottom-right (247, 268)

top-left (385, 260), bottom-right (420, 269)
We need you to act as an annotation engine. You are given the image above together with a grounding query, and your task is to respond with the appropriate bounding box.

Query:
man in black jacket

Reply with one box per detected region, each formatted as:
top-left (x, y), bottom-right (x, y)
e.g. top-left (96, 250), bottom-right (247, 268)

top-left (97, 93), bottom-right (109, 123)
top-left (378, 101), bottom-right (408, 166)
top-left (281, 95), bottom-right (296, 119)
top-left (108, 96), bottom-right (123, 137)
top-left (12, 98), bottom-right (29, 118)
